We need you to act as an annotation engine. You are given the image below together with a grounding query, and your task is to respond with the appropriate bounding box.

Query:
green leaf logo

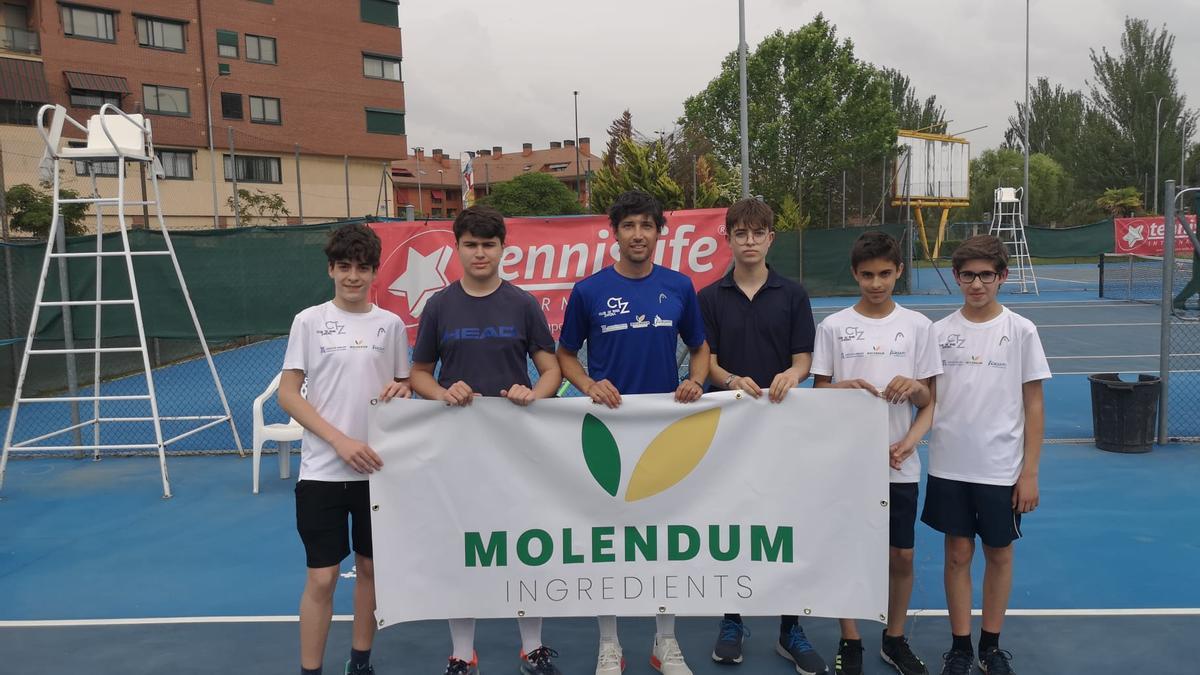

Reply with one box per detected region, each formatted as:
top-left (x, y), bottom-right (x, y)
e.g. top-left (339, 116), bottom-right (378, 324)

top-left (582, 413), bottom-right (620, 497)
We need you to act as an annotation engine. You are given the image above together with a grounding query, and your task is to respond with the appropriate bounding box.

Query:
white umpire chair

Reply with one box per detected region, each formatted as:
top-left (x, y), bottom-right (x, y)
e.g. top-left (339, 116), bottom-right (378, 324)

top-left (0, 104), bottom-right (242, 498)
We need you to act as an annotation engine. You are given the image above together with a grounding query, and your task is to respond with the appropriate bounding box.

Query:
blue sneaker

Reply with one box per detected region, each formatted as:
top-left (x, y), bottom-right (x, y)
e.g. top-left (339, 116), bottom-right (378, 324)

top-left (775, 625), bottom-right (828, 674)
top-left (712, 618), bottom-right (750, 664)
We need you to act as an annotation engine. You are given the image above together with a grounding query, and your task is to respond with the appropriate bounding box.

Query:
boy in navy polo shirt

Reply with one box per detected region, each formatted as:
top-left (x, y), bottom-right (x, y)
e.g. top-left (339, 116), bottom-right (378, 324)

top-left (410, 206), bottom-right (563, 675)
top-left (698, 198), bottom-right (824, 675)
top-left (558, 190), bottom-right (710, 675)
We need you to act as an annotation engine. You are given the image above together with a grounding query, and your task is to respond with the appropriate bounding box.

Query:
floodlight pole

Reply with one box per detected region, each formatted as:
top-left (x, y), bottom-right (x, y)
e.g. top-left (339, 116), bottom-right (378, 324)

top-left (1158, 180), bottom-right (1175, 444)
top-left (738, 0), bottom-right (750, 198)
top-left (1022, 0), bottom-right (1030, 227)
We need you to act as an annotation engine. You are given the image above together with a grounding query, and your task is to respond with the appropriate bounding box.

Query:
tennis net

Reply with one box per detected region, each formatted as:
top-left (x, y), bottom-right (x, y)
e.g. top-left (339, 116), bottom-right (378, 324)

top-left (1099, 252), bottom-right (1198, 306)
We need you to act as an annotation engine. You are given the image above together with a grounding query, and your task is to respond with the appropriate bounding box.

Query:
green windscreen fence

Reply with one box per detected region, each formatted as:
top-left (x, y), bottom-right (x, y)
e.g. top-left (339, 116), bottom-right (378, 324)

top-left (768, 224), bottom-right (911, 296)
top-left (1024, 219), bottom-right (1114, 258)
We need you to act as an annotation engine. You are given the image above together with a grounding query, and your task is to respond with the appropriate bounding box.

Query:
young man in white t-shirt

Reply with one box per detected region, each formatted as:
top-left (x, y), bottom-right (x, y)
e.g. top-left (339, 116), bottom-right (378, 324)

top-left (923, 235), bottom-right (1049, 675)
top-left (811, 231), bottom-right (941, 675)
top-left (279, 223), bottom-right (412, 675)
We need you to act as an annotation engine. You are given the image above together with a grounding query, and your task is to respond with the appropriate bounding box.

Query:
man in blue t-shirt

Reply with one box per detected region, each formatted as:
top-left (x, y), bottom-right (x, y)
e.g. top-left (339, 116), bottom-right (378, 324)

top-left (558, 190), bottom-right (710, 675)
top-left (410, 205), bottom-right (564, 675)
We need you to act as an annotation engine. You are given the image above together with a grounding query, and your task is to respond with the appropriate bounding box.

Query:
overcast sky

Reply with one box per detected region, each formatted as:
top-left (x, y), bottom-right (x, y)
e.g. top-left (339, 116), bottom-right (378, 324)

top-left (398, 1), bottom-right (1200, 158)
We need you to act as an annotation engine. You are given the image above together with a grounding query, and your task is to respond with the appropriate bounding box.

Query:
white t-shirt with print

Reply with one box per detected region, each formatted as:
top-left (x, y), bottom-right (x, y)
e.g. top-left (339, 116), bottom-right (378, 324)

top-left (929, 306), bottom-right (1051, 486)
top-left (811, 303), bottom-right (943, 482)
top-left (282, 302), bottom-right (411, 482)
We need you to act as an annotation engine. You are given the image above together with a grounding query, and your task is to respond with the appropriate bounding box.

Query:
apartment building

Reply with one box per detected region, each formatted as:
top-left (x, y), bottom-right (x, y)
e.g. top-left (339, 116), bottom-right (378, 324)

top-left (0, 0), bottom-right (405, 229)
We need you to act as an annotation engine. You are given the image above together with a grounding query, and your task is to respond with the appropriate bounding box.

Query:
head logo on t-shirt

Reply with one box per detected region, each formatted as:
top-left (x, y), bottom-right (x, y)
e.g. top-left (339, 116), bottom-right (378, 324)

top-left (999, 335), bottom-right (1011, 346)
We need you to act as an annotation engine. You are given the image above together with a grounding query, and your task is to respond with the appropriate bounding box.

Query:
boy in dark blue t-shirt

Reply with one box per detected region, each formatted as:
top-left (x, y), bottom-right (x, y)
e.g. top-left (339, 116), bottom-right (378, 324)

top-left (411, 206), bottom-right (563, 675)
top-left (558, 190), bottom-right (709, 675)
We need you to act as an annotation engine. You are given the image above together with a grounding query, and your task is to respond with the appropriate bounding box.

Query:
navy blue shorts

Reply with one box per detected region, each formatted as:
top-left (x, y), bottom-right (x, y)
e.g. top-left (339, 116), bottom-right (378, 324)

top-left (295, 479), bottom-right (373, 568)
top-left (889, 482), bottom-right (919, 549)
top-left (920, 475), bottom-right (1022, 548)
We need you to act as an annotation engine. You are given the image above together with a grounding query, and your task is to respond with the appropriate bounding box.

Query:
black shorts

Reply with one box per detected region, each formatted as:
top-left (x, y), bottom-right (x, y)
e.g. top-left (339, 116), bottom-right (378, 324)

top-left (920, 475), bottom-right (1022, 548)
top-left (889, 482), bottom-right (919, 549)
top-left (295, 479), bottom-right (373, 568)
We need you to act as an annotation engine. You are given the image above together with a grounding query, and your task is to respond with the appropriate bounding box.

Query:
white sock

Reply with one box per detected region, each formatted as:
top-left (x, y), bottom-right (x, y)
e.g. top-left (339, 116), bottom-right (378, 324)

top-left (449, 618), bottom-right (475, 661)
top-left (518, 616), bottom-right (543, 654)
top-left (656, 613), bottom-right (676, 638)
top-left (598, 614), bottom-right (619, 642)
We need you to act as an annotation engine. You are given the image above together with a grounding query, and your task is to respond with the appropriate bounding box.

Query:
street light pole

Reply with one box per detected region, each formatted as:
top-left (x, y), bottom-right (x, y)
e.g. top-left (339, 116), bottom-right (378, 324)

top-left (573, 90), bottom-right (582, 204)
top-left (1148, 93), bottom-right (1165, 213)
top-left (737, 0), bottom-right (750, 198)
top-left (1180, 116), bottom-right (1189, 188)
top-left (412, 146), bottom-right (423, 215)
top-left (1022, 0), bottom-right (1030, 227)
top-left (205, 71), bottom-right (227, 229)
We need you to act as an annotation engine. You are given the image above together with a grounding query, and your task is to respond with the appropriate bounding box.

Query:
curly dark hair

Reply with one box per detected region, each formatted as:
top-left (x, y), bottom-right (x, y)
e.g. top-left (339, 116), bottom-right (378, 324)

top-left (324, 222), bottom-right (382, 269)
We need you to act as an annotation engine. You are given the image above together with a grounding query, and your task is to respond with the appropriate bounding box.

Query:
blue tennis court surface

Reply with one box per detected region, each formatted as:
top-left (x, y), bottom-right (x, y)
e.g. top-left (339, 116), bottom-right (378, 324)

top-left (2, 264), bottom-right (1197, 673)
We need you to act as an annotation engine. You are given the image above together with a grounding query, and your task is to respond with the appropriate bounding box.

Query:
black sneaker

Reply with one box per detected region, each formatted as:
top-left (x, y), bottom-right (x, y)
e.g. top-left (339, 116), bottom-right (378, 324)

top-left (776, 624), bottom-right (828, 674)
top-left (712, 618), bottom-right (749, 664)
top-left (521, 646), bottom-right (562, 675)
top-left (834, 640), bottom-right (863, 675)
top-left (979, 647), bottom-right (1015, 674)
top-left (880, 632), bottom-right (929, 675)
top-left (343, 661), bottom-right (374, 675)
top-left (938, 649), bottom-right (973, 675)
top-left (444, 656), bottom-right (478, 675)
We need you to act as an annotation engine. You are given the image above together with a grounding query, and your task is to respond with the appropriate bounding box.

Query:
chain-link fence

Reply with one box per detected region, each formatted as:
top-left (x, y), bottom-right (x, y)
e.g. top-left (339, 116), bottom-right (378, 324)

top-left (1168, 315), bottom-right (1200, 441)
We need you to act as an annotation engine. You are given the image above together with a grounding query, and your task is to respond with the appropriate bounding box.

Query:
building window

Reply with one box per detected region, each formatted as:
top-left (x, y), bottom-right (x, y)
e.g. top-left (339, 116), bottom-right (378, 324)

top-left (249, 96), bottom-right (280, 124)
top-left (143, 84), bottom-right (190, 116)
top-left (70, 142), bottom-right (118, 177)
top-left (220, 92), bottom-right (243, 119)
top-left (69, 89), bottom-right (121, 109)
top-left (0, 100), bottom-right (40, 125)
top-left (224, 155), bottom-right (281, 183)
top-left (363, 54), bottom-right (401, 81)
top-left (216, 29), bottom-right (238, 58)
top-left (156, 150), bottom-right (194, 180)
top-left (365, 107), bottom-right (404, 135)
top-left (60, 5), bottom-right (115, 42)
top-left (547, 162), bottom-right (569, 172)
top-left (245, 34), bottom-right (276, 64)
top-left (360, 0), bottom-right (399, 27)
top-left (431, 208), bottom-right (443, 217)
top-left (136, 16), bottom-right (185, 51)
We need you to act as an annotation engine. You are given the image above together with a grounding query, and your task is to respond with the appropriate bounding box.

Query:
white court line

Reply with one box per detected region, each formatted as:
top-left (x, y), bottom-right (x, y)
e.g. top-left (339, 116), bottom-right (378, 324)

top-left (1041, 353), bottom-right (1200, 357)
top-left (1052, 369), bottom-right (1200, 375)
top-left (4, 609), bottom-right (1199, 627)
top-left (1035, 275), bottom-right (1095, 286)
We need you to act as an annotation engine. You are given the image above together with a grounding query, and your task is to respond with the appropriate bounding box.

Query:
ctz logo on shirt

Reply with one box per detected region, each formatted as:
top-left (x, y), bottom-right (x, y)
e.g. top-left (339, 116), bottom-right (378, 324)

top-left (599, 296), bottom-right (631, 318)
top-left (940, 334), bottom-right (966, 349)
top-left (317, 321), bottom-right (346, 336)
top-left (839, 326), bottom-right (866, 342)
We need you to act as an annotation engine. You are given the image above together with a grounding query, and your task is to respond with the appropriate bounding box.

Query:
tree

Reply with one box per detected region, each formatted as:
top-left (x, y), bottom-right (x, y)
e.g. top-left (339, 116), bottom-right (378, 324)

top-left (681, 15), bottom-right (897, 225)
top-left (963, 149), bottom-right (1072, 226)
top-left (589, 134), bottom-right (684, 213)
top-left (885, 68), bottom-right (947, 133)
top-left (479, 172), bottom-right (583, 217)
top-left (1096, 187), bottom-right (1144, 218)
top-left (1087, 18), bottom-right (1197, 206)
top-left (5, 183), bottom-right (87, 237)
top-left (226, 188), bottom-right (290, 225)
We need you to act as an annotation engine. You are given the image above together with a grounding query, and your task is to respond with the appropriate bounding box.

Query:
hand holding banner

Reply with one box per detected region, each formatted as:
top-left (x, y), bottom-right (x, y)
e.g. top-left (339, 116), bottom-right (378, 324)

top-left (368, 390), bottom-right (889, 626)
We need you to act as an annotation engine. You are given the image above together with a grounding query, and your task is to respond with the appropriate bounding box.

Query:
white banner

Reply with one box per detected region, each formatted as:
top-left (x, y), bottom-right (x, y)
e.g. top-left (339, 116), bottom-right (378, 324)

top-left (368, 390), bottom-right (889, 627)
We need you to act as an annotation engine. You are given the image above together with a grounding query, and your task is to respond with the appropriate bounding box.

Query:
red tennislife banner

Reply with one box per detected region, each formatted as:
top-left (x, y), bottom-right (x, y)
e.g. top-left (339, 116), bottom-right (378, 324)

top-left (1113, 216), bottom-right (1197, 256)
top-left (368, 209), bottom-right (732, 343)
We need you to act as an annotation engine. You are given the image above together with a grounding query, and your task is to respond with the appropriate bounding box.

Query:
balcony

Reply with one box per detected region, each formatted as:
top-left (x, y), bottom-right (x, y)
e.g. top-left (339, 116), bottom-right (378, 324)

top-left (0, 26), bottom-right (39, 55)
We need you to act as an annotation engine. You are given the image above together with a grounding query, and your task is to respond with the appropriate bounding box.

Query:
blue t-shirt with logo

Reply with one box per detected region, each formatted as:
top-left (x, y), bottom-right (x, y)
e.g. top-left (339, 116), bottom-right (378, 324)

top-left (560, 265), bottom-right (706, 394)
top-left (412, 281), bottom-right (555, 396)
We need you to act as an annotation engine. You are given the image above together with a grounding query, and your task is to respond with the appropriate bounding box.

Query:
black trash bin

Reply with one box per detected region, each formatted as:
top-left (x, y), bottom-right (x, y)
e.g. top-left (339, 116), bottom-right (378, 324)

top-left (1087, 373), bottom-right (1160, 453)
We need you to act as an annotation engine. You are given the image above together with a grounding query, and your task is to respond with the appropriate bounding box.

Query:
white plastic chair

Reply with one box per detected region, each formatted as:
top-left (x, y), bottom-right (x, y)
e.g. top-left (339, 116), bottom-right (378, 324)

top-left (58, 105), bottom-right (151, 161)
top-left (994, 187), bottom-right (1022, 204)
top-left (251, 372), bottom-right (305, 494)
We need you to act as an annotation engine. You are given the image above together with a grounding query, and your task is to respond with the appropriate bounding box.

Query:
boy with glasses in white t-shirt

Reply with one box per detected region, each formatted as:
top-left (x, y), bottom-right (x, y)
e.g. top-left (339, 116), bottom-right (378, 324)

top-left (280, 223), bottom-right (412, 675)
top-left (811, 231), bottom-right (941, 675)
top-left (923, 235), bottom-right (1050, 675)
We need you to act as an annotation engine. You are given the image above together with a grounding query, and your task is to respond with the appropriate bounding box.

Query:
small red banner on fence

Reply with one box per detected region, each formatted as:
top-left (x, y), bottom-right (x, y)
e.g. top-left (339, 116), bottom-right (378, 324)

top-left (1114, 216), bottom-right (1197, 256)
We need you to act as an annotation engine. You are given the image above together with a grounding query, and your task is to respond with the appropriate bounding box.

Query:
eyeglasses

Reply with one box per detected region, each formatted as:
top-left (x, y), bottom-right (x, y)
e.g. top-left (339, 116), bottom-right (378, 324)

top-left (731, 228), bottom-right (771, 243)
top-left (956, 270), bottom-right (1000, 285)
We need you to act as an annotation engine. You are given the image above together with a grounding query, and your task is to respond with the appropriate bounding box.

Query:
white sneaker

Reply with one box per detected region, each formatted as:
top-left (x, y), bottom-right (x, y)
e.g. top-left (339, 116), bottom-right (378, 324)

top-left (651, 634), bottom-right (693, 675)
top-left (596, 639), bottom-right (624, 674)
